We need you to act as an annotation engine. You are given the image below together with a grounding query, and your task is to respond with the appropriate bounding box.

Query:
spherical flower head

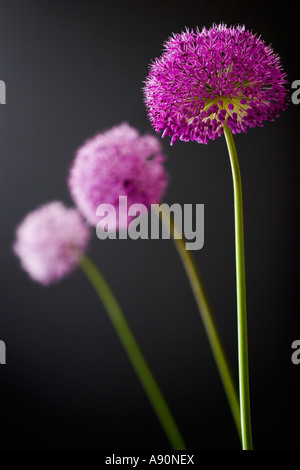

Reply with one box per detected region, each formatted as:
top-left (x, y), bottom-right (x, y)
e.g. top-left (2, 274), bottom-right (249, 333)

top-left (13, 202), bottom-right (91, 285)
top-left (144, 24), bottom-right (289, 145)
top-left (68, 123), bottom-right (169, 228)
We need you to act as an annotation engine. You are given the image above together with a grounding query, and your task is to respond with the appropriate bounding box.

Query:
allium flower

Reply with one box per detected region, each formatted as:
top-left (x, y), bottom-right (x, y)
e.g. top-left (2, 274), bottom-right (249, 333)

top-left (68, 123), bottom-right (169, 228)
top-left (144, 24), bottom-right (288, 144)
top-left (13, 202), bottom-right (91, 285)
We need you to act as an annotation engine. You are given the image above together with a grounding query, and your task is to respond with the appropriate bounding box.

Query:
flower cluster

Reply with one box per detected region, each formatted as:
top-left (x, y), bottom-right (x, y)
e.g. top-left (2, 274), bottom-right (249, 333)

top-left (13, 202), bottom-right (91, 285)
top-left (68, 123), bottom-right (169, 228)
top-left (13, 24), bottom-right (289, 285)
top-left (14, 124), bottom-right (169, 284)
top-left (144, 24), bottom-right (288, 144)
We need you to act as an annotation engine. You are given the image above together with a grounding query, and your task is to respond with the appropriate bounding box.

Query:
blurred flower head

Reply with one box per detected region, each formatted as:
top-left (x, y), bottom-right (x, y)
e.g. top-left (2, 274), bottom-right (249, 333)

top-left (13, 202), bottom-right (91, 285)
top-left (144, 24), bottom-right (288, 144)
top-left (68, 123), bottom-right (169, 228)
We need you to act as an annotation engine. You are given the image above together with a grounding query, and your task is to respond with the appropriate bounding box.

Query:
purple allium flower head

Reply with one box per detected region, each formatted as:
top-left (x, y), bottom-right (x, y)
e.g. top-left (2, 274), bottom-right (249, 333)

top-left (68, 123), bottom-right (169, 228)
top-left (13, 202), bottom-right (91, 285)
top-left (144, 24), bottom-right (289, 144)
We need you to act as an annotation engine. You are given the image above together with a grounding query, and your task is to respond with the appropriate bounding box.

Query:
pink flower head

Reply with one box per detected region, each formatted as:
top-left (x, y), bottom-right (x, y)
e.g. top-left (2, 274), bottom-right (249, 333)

top-left (144, 24), bottom-right (289, 144)
top-left (13, 202), bottom-right (91, 285)
top-left (68, 123), bottom-right (169, 228)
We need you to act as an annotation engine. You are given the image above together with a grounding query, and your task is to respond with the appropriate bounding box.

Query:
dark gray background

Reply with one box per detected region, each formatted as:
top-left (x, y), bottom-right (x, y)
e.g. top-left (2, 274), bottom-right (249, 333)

top-left (0, 0), bottom-right (299, 450)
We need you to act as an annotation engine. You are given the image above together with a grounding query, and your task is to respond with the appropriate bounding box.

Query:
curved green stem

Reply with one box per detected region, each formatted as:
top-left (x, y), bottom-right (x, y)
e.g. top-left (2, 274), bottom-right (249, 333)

top-left (79, 255), bottom-right (187, 450)
top-left (223, 123), bottom-right (253, 450)
top-left (158, 208), bottom-right (242, 444)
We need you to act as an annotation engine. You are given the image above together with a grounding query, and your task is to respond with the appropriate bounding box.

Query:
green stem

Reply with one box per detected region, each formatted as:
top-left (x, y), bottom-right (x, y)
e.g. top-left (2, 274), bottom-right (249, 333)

top-left (79, 255), bottom-right (187, 450)
top-left (223, 123), bottom-right (253, 450)
top-left (158, 208), bottom-right (242, 444)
